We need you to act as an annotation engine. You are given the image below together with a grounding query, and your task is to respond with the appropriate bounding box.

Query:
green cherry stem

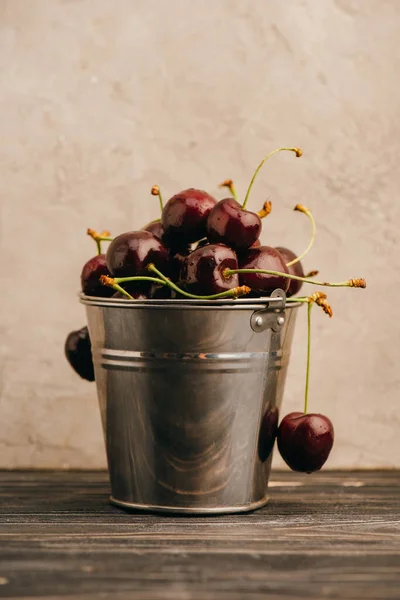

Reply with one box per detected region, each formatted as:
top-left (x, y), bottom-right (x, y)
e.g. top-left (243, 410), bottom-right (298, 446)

top-left (304, 301), bottom-right (312, 414)
top-left (219, 179), bottom-right (239, 203)
top-left (147, 264), bottom-right (251, 300)
top-left (242, 146), bottom-right (302, 210)
top-left (223, 268), bottom-right (366, 289)
top-left (114, 276), bottom-right (166, 286)
top-left (87, 228), bottom-right (113, 255)
top-left (100, 275), bottom-right (166, 299)
top-left (151, 185), bottom-right (164, 212)
top-left (286, 204), bottom-right (316, 267)
top-left (112, 283), bottom-right (134, 299)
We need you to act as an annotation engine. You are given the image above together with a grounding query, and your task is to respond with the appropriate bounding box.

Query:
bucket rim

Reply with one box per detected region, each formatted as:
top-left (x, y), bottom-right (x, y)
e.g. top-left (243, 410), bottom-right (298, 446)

top-left (79, 292), bottom-right (302, 310)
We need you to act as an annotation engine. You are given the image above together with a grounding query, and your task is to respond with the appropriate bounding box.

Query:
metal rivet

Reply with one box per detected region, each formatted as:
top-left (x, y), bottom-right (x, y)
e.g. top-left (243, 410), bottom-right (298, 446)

top-left (277, 316), bottom-right (285, 326)
top-left (255, 316), bottom-right (263, 327)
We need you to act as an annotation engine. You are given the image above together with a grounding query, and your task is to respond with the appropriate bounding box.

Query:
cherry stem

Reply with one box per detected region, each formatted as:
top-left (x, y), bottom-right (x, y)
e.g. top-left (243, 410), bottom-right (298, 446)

top-left (114, 276), bottom-right (166, 286)
top-left (304, 301), bottom-right (312, 414)
top-left (305, 270), bottom-right (319, 278)
top-left (242, 147), bottom-right (302, 210)
top-left (286, 204), bottom-right (316, 267)
top-left (147, 264), bottom-right (251, 299)
top-left (100, 274), bottom-right (165, 299)
top-left (257, 200), bottom-right (272, 219)
top-left (87, 228), bottom-right (113, 255)
top-left (224, 268), bottom-right (366, 289)
top-left (151, 185), bottom-right (164, 212)
top-left (286, 292), bottom-right (333, 318)
top-left (219, 179), bottom-right (239, 203)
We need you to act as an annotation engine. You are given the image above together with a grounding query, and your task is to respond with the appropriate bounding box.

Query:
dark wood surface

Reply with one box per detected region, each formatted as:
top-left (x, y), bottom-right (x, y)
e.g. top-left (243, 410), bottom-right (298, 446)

top-left (0, 470), bottom-right (399, 599)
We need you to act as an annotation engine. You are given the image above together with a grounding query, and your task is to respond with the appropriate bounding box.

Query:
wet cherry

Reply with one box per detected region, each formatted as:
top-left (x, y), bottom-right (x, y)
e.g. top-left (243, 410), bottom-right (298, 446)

top-left (238, 246), bottom-right (290, 294)
top-left (81, 255), bottom-right (114, 297)
top-left (206, 198), bottom-right (262, 251)
top-left (162, 188), bottom-right (217, 245)
top-left (106, 230), bottom-right (170, 278)
top-left (182, 243), bottom-right (239, 296)
top-left (277, 412), bottom-right (334, 473)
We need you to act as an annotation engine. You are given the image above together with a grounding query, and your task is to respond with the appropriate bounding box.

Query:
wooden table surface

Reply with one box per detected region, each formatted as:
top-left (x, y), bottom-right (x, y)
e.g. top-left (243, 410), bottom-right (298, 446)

top-left (0, 470), bottom-right (399, 599)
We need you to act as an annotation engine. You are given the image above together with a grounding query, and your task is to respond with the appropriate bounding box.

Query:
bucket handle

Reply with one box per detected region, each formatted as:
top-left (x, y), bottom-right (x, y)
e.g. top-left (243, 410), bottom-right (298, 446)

top-left (250, 289), bottom-right (286, 333)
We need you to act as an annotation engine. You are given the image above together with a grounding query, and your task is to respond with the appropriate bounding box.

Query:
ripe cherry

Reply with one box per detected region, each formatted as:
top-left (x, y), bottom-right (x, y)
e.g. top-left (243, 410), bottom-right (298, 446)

top-left (142, 219), bottom-right (163, 241)
top-left (64, 326), bottom-right (95, 382)
top-left (106, 230), bottom-right (170, 278)
top-left (277, 412), bottom-right (334, 473)
top-left (81, 255), bottom-right (114, 297)
top-left (206, 198), bottom-right (262, 251)
top-left (258, 406), bottom-right (279, 462)
top-left (182, 243), bottom-right (239, 296)
top-left (275, 247), bottom-right (304, 296)
top-left (162, 188), bottom-right (217, 245)
top-left (237, 246), bottom-right (289, 294)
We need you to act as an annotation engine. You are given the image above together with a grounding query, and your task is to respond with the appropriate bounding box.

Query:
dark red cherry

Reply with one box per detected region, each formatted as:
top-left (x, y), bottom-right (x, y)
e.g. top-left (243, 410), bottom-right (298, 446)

top-left (250, 239), bottom-right (261, 249)
top-left (238, 246), bottom-right (289, 294)
top-left (162, 188), bottom-right (217, 245)
top-left (170, 250), bottom-right (190, 283)
top-left (81, 254), bottom-right (114, 298)
top-left (64, 326), bottom-right (95, 382)
top-left (206, 198), bottom-right (262, 251)
top-left (142, 219), bottom-right (191, 255)
top-left (275, 246), bottom-right (304, 297)
top-left (258, 406), bottom-right (279, 462)
top-left (277, 412), bottom-right (334, 473)
top-left (142, 219), bottom-right (164, 240)
top-left (183, 243), bottom-right (239, 296)
top-left (106, 230), bottom-right (170, 278)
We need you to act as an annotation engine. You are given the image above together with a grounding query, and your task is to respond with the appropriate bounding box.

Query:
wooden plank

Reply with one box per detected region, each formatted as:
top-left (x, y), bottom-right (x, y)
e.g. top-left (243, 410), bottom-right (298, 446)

top-left (0, 471), bottom-right (399, 599)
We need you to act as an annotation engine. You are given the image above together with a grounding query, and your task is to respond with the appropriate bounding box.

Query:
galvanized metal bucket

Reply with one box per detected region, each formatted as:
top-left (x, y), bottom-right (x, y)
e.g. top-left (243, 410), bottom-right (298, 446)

top-left (81, 291), bottom-right (299, 515)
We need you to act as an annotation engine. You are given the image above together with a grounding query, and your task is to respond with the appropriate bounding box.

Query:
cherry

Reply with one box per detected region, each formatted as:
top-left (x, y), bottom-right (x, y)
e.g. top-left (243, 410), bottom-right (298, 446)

top-left (275, 247), bottom-right (304, 296)
top-left (258, 406), bottom-right (279, 462)
top-left (237, 246), bottom-right (290, 294)
top-left (142, 219), bottom-right (163, 241)
top-left (182, 243), bottom-right (239, 296)
top-left (162, 188), bottom-right (217, 245)
top-left (170, 250), bottom-right (190, 283)
top-left (81, 254), bottom-right (114, 297)
top-left (64, 326), bottom-right (95, 382)
top-left (277, 412), bottom-right (334, 473)
top-left (106, 230), bottom-right (170, 278)
top-left (206, 198), bottom-right (262, 251)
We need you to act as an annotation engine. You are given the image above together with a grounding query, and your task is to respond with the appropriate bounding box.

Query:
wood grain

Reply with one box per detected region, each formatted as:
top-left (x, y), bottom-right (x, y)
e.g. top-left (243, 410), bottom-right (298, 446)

top-left (0, 470), bottom-right (399, 599)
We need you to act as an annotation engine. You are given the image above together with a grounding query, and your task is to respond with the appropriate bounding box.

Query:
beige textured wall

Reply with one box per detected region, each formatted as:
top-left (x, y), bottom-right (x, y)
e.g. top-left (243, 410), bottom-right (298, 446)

top-left (1, 0), bottom-right (399, 469)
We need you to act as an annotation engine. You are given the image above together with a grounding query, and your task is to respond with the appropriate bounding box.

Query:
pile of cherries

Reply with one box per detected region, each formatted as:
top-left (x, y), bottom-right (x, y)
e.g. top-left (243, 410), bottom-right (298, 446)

top-left (65, 147), bottom-right (366, 474)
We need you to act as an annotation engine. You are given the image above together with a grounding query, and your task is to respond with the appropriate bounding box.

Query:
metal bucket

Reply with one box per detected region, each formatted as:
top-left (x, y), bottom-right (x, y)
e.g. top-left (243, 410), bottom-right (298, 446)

top-left (81, 291), bottom-right (299, 515)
